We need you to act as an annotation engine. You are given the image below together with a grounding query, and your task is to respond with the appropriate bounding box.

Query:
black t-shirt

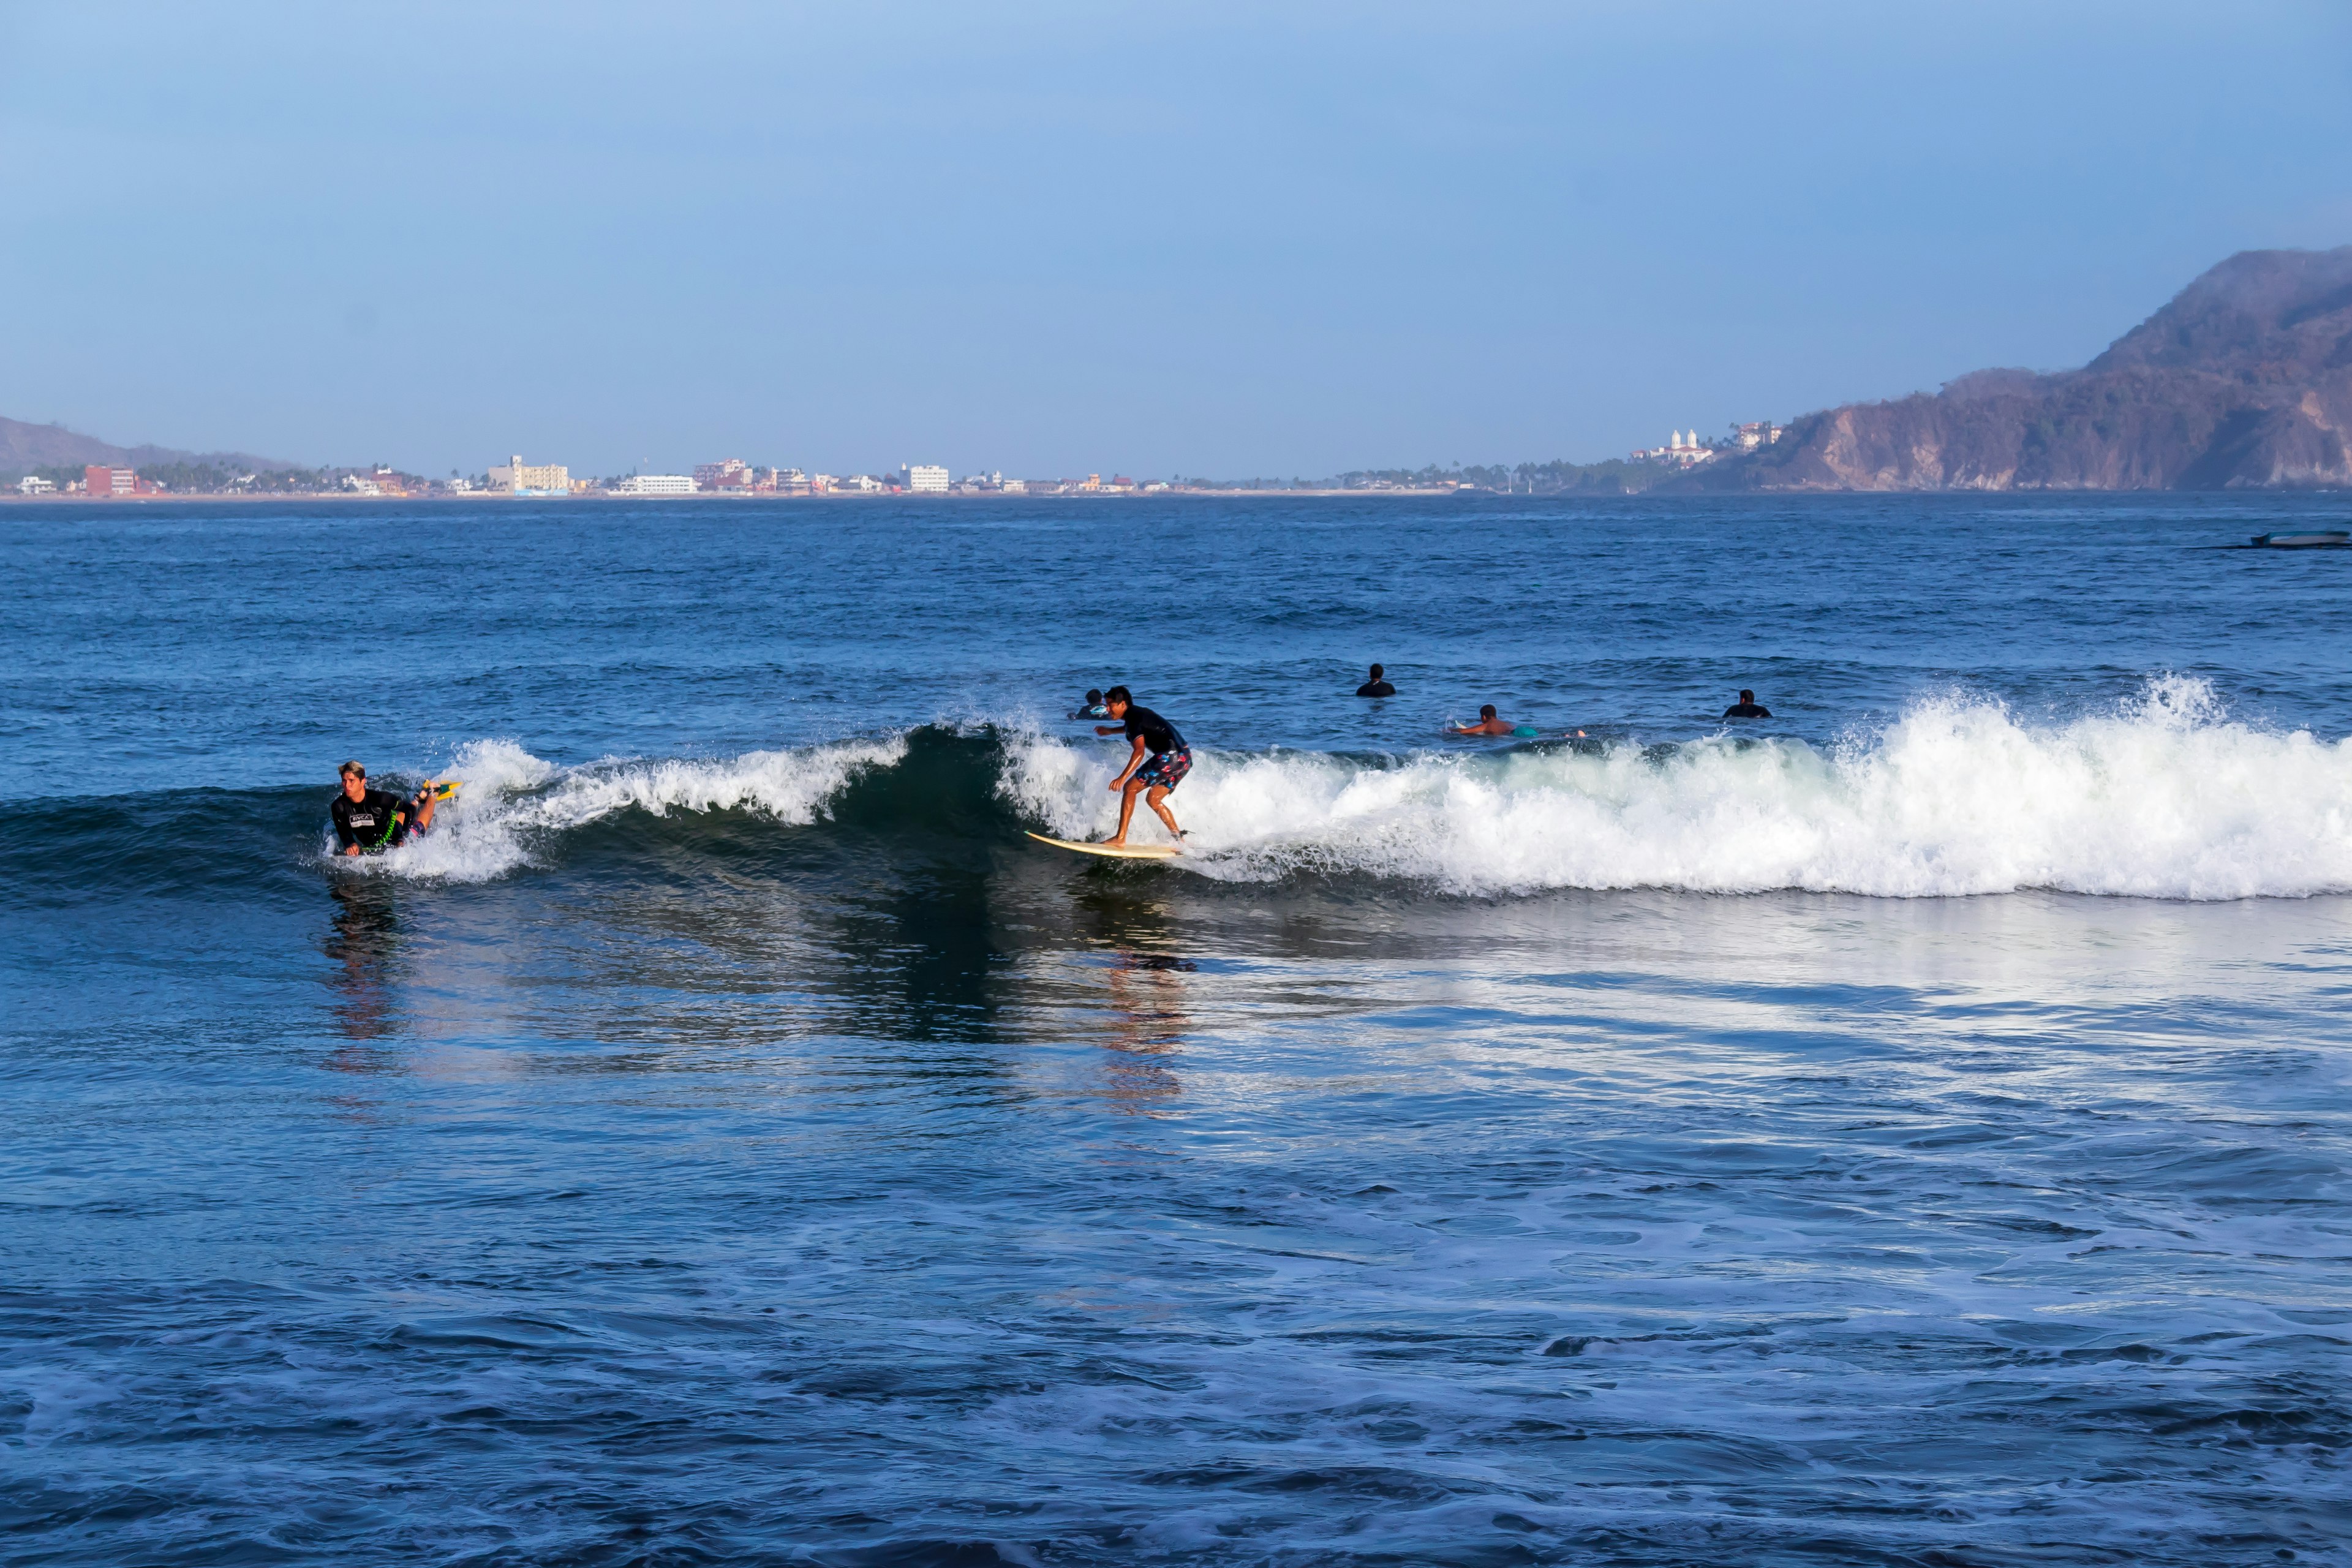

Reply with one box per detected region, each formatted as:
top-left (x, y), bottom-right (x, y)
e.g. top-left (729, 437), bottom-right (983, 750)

top-left (331, 787), bottom-right (407, 850)
top-left (1121, 706), bottom-right (1186, 755)
top-left (1723, 702), bottom-right (1772, 718)
top-left (1355, 680), bottom-right (1396, 698)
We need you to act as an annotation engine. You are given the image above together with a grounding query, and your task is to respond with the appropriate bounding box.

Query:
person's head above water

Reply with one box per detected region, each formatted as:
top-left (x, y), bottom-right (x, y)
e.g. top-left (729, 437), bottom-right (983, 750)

top-left (1085, 688), bottom-right (1104, 704)
top-left (1368, 663), bottom-right (1384, 680)
top-left (1479, 704), bottom-right (1497, 720)
top-left (339, 760), bottom-right (368, 801)
top-left (1739, 688), bottom-right (1755, 703)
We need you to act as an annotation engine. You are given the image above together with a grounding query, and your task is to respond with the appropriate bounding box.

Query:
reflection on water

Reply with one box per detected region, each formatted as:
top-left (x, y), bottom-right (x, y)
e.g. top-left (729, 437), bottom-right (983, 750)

top-left (829, 862), bottom-right (1007, 1043)
top-left (1058, 874), bottom-right (1196, 1110)
top-left (1096, 952), bottom-right (1196, 1112)
top-left (321, 881), bottom-right (402, 1055)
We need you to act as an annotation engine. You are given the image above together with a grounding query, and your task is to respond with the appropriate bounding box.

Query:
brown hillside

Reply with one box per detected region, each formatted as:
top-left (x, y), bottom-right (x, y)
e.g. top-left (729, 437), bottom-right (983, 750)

top-left (1698, 247), bottom-right (2352, 491)
top-left (0, 414), bottom-right (296, 476)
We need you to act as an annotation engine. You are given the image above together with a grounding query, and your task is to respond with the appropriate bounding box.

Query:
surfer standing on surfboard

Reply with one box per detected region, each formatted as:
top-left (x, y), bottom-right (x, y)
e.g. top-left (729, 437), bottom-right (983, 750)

top-left (1093, 686), bottom-right (1189, 847)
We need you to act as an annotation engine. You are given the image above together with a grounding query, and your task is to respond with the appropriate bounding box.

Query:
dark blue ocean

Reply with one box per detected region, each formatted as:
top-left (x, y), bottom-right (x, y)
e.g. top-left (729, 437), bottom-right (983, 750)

top-left (4, 493), bottom-right (2350, 1566)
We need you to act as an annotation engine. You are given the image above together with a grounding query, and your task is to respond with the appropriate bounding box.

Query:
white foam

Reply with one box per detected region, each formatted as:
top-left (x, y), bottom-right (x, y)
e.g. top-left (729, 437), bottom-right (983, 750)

top-left (1003, 679), bottom-right (2352, 899)
top-left (336, 734), bottom-right (908, 883)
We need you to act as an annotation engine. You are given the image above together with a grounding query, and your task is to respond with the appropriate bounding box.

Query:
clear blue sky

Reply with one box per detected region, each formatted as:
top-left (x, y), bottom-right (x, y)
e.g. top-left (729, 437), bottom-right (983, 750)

top-left (2, 1), bottom-right (2347, 478)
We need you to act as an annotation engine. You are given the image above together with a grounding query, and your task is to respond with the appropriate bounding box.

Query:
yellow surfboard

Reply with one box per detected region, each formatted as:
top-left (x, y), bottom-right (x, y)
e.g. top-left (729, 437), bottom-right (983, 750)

top-left (1024, 831), bottom-right (1182, 859)
top-left (428, 780), bottom-right (463, 802)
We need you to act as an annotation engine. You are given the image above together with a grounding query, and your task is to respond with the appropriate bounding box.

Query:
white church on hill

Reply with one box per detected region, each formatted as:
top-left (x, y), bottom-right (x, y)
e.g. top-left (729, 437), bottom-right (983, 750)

top-left (1632, 429), bottom-right (1717, 467)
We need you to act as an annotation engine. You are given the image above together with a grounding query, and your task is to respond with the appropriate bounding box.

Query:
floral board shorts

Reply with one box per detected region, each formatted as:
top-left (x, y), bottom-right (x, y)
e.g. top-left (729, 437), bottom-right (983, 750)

top-left (1135, 747), bottom-right (1193, 791)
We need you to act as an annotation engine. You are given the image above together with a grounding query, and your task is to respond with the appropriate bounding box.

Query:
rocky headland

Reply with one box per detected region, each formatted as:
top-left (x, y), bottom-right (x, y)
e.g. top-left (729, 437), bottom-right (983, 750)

top-left (1697, 246), bottom-right (2352, 491)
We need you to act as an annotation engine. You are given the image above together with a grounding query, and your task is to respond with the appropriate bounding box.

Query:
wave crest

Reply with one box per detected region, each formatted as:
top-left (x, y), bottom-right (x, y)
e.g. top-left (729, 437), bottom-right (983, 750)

top-left (344, 684), bottom-right (2352, 899)
top-left (337, 734), bottom-right (909, 881)
top-left (1009, 679), bottom-right (2352, 898)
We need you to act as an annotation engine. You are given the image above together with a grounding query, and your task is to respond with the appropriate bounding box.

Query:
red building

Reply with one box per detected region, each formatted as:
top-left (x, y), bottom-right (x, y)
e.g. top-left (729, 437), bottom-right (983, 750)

top-left (82, 466), bottom-right (161, 496)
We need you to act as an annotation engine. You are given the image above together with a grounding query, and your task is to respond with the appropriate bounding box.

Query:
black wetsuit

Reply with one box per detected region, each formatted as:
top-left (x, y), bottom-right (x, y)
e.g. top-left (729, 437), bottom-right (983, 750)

top-left (1355, 680), bottom-right (1396, 698)
top-left (1723, 702), bottom-right (1773, 718)
top-left (332, 787), bottom-right (412, 852)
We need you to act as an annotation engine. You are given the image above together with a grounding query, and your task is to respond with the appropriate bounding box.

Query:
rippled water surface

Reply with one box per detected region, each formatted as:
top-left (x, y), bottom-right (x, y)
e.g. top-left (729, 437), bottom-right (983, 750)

top-left (3, 494), bottom-right (2350, 1565)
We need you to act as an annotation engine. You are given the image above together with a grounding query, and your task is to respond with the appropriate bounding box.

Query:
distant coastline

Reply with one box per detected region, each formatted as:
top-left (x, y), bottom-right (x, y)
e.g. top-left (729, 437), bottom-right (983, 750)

top-left (1, 485), bottom-right (1480, 504)
top-left (2, 424), bottom-right (1675, 502)
top-left (15, 246), bottom-right (2348, 500)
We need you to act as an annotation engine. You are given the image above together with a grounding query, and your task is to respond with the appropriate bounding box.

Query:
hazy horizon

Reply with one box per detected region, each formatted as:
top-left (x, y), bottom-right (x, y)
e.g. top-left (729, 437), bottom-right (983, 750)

top-left (3, 1), bottom-right (2347, 478)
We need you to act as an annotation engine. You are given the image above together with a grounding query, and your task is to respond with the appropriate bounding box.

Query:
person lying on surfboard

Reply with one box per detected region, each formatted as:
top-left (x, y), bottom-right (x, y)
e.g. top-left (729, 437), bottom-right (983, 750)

top-left (1069, 688), bottom-right (1112, 720)
top-left (331, 760), bottom-right (444, 856)
top-left (1091, 685), bottom-right (1189, 846)
top-left (1448, 705), bottom-right (1518, 737)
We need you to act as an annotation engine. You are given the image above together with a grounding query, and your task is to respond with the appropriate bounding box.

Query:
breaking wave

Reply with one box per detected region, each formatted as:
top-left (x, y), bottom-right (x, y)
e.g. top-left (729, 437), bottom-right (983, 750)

top-left (319, 679), bottom-right (2351, 899)
top-left (331, 733), bottom-right (910, 883)
top-left (1006, 678), bottom-right (2352, 899)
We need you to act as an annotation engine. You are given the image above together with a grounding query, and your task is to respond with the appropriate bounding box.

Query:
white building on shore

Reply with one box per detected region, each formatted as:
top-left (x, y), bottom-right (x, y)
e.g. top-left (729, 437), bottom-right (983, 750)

top-left (902, 463), bottom-right (949, 493)
top-left (1632, 430), bottom-right (1716, 467)
top-left (488, 455), bottom-right (571, 496)
top-left (613, 474), bottom-right (696, 496)
top-left (17, 475), bottom-right (56, 495)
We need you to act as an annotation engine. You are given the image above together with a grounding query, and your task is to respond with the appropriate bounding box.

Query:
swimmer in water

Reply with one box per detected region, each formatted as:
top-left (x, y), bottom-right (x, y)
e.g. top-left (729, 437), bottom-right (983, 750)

top-left (1355, 663), bottom-right (1396, 698)
top-left (1722, 688), bottom-right (1773, 719)
top-left (1448, 704), bottom-right (1517, 737)
top-left (330, 760), bottom-right (437, 856)
top-left (1071, 688), bottom-right (1112, 720)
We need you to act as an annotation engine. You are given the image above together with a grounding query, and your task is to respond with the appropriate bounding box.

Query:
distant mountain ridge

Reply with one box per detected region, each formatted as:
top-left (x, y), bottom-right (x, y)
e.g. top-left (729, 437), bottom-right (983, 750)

top-left (1697, 246), bottom-right (2352, 491)
top-left (0, 414), bottom-right (297, 476)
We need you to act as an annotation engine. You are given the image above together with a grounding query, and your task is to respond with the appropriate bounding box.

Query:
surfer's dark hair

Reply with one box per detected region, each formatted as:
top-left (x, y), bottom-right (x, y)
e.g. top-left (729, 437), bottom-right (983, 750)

top-left (1479, 704), bottom-right (1496, 719)
top-left (1104, 685), bottom-right (1133, 706)
top-left (1740, 689), bottom-right (1755, 702)
top-left (1085, 688), bottom-right (1103, 703)
top-left (1368, 663), bottom-right (1384, 679)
